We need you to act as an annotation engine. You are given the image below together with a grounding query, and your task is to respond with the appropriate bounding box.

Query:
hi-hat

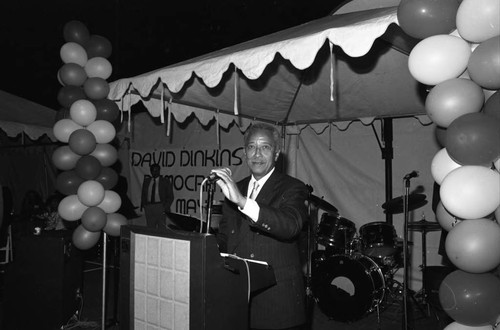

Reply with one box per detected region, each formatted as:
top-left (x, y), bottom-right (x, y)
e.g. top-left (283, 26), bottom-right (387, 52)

top-left (308, 194), bottom-right (338, 213)
top-left (408, 219), bottom-right (442, 232)
top-left (382, 193), bottom-right (427, 214)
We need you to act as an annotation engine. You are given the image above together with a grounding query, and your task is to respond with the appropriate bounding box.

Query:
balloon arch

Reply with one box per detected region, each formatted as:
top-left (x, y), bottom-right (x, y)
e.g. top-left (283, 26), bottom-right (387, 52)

top-left (399, 0), bottom-right (500, 328)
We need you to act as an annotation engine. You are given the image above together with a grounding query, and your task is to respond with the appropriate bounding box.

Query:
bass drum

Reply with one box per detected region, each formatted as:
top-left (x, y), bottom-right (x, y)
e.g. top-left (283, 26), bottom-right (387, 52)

top-left (312, 253), bottom-right (385, 322)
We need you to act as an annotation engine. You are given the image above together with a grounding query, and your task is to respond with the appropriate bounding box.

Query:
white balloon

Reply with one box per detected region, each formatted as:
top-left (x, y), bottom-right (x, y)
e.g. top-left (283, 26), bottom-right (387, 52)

top-left (440, 166), bottom-right (500, 219)
top-left (70, 99), bottom-right (97, 127)
top-left (456, 0), bottom-right (500, 43)
top-left (58, 194), bottom-right (88, 221)
top-left (97, 190), bottom-right (122, 213)
top-left (60, 42), bottom-right (88, 67)
top-left (53, 119), bottom-right (83, 143)
top-left (87, 120), bottom-right (116, 144)
top-left (84, 57), bottom-right (112, 80)
top-left (77, 180), bottom-right (105, 207)
top-left (431, 148), bottom-right (462, 185)
top-left (408, 35), bottom-right (472, 86)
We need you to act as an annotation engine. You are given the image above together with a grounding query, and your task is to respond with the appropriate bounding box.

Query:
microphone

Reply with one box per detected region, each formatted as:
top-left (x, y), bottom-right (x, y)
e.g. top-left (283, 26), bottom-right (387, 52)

top-left (207, 173), bottom-right (221, 182)
top-left (404, 170), bottom-right (419, 180)
top-left (207, 168), bottom-right (232, 182)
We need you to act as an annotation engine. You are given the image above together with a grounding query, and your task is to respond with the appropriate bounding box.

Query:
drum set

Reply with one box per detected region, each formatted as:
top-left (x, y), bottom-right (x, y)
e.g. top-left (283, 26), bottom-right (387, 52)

top-left (304, 190), bottom-right (429, 323)
top-left (310, 213), bottom-right (402, 322)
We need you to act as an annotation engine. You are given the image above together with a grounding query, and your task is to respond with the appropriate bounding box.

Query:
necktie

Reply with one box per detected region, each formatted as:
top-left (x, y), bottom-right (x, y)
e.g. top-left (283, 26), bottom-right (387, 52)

top-left (151, 178), bottom-right (156, 203)
top-left (249, 181), bottom-right (259, 200)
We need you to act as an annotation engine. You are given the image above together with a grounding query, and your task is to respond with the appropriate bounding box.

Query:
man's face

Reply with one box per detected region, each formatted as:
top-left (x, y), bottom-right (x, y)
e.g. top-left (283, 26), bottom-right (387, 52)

top-left (150, 165), bottom-right (160, 178)
top-left (244, 129), bottom-right (280, 180)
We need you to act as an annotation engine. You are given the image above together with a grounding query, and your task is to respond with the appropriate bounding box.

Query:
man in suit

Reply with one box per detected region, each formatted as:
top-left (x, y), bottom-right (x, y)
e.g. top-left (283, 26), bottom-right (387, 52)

top-left (211, 123), bottom-right (308, 330)
top-left (141, 163), bottom-right (174, 229)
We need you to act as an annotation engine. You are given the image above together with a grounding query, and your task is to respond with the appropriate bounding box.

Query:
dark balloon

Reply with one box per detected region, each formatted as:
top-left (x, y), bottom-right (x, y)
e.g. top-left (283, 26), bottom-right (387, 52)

top-left (63, 20), bottom-right (90, 46)
top-left (75, 155), bottom-right (102, 180)
top-left (85, 35), bottom-right (112, 59)
top-left (94, 98), bottom-right (120, 123)
top-left (68, 129), bottom-right (97, 156)
top-left (439, 270), bottom-right (500, 326)
top-left (84, 77), bottom-right (110, 100)
top-left (468, 37), bottom-right (500, 90)
top-left (397, 0), bottom-right (459, 39)
top-left (72, 224), bottom-right (101, 250)
top-left (446, 113), bottom-right (500, 165)
top-left (103, 213), bottom-right (128, 237)
top-left (59, 63), bottom-right (88, 87)
top-left (52, 145), bottom-right (81, 171)
top-left (57, 85), bottom-right (87, 109)
top-left (95, 167), bottom-right (119, 190)
top-left (81, 206), bottom-right (107, 232)
top-left (56, 170), bottom-right (84, 195)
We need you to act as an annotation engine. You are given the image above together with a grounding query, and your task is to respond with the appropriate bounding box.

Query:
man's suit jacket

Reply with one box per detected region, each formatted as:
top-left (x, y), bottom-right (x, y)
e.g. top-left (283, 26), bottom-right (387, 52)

top-left (217, 170), bottom-right (308, 329)
top-left (141, 176), bottom-right (174, 212)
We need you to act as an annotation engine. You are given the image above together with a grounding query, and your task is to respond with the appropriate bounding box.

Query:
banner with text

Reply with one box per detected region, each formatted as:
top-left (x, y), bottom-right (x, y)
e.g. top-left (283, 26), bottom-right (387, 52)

top-left (129, 147), bottom-right (249, 218)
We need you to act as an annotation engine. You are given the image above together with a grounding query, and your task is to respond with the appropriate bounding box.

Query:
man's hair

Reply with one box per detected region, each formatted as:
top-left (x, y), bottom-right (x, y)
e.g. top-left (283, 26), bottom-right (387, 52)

top-left (243, 123), bottom-right (281, 151)
top-left (150, 163), bottom-right (160, 171)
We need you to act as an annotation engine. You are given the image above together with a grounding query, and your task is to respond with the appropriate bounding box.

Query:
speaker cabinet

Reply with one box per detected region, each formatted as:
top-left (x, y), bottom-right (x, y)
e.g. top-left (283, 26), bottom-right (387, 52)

top-left (2, 230), bottom-right (83, 330)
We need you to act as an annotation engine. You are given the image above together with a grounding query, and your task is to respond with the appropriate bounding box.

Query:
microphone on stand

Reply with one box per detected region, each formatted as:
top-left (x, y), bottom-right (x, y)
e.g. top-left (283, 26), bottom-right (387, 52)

top-left (207, 168), bottom-right (232, 182)
top-left (404, 170), bottom-right (419, 180)
top-left (207, 173), bottom-right (221, 182)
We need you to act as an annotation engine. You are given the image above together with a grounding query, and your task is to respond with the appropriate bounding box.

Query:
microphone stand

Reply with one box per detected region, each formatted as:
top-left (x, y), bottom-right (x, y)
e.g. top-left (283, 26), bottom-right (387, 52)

top-left (402, 176), bottom-right (411, 330)
top-left (204, 181), bottom-right (216, 234)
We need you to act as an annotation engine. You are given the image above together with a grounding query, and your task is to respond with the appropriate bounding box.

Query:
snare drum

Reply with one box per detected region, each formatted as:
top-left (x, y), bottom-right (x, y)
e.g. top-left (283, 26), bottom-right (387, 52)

top-left (317, 214), bottom-right (356, 254)
top-left (359, 222), bottom-right (398, 258)
top-left (312, 253), bottom-right (385, 322)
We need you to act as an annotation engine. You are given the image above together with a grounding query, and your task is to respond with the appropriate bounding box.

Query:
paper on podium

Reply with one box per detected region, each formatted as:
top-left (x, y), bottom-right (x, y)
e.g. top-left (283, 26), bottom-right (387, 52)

top-left (220, 253), bottom-right (276, 293)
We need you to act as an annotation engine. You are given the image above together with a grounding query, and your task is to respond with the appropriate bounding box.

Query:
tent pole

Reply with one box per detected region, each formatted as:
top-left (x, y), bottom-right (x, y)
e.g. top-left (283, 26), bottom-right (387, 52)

top-left (382, 118), bottom-right (394, 225)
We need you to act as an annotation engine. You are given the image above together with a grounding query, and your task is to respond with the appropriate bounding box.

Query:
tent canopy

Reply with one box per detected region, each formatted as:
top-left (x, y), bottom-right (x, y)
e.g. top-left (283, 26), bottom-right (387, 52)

top-left (0, 89), bottom-right (57, 141)
top-left (109, 6), bottom-right (426, 130)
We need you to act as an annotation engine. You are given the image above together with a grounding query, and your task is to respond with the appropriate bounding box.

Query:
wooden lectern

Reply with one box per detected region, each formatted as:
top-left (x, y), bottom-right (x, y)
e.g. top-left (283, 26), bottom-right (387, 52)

top-left (119, 225), bottom-right (276, 330)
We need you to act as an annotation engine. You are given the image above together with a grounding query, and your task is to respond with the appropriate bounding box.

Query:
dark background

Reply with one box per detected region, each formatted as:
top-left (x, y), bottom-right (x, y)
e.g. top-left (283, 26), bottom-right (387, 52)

top-left (0, 0), bottom-right (344, 111)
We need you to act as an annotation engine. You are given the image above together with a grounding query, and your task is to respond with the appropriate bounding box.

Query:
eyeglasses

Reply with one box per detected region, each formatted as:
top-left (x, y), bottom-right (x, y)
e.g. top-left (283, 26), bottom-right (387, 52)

top-left (245, 144), bottom-right (274, 154)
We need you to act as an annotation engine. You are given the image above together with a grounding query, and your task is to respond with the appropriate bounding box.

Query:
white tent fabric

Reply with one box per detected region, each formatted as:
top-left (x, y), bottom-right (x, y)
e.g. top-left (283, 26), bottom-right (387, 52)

top-left (109, 5), bottom-right (443, 290)
top-left (109, 7), bottom-right (425, 129)
top-left (0, 90), bottom-right (57, 141)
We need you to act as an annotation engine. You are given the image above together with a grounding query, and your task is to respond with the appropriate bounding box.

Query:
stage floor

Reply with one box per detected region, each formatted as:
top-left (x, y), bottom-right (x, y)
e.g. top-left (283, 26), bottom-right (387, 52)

top-left (0, 248), bottom-right (448, 330)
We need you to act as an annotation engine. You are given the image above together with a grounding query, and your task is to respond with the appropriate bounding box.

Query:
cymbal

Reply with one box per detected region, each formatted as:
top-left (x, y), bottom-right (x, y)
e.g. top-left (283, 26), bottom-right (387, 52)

top-left (382, 193), bottom-right (427, 214)
top-left (408, 220), bottom-right (442, 231)
top-left (308, 194), bottom-right (338, 213)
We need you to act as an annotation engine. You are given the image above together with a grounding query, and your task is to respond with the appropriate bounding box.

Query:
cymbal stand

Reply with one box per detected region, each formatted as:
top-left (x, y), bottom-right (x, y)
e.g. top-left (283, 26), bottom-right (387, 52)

top-left (413, 214), bottom-right (431, 316)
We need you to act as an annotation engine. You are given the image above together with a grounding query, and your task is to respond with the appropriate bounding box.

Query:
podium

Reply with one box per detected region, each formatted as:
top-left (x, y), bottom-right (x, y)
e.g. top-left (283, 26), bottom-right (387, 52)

top-left (119, 225), bottom-right (276, 330)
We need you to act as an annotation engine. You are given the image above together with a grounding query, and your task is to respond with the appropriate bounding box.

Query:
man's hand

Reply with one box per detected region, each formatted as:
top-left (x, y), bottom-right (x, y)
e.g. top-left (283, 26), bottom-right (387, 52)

top-left (210, 168), bottom-right (246, 208)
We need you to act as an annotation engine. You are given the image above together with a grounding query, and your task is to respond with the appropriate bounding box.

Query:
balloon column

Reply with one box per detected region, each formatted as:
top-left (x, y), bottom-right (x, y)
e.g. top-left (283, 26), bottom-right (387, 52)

top-left (399, 0), bottom-right (500, 327)
top-left (52, 20), bottom-right (126, 250)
